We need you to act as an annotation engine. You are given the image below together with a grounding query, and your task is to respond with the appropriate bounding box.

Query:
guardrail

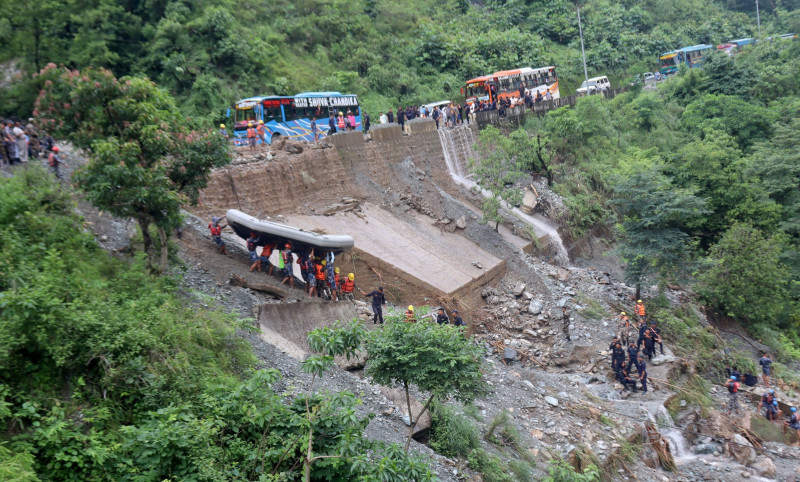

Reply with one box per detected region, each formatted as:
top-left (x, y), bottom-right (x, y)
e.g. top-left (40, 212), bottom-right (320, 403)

top-left (474, 87), bottom-right (627, 128)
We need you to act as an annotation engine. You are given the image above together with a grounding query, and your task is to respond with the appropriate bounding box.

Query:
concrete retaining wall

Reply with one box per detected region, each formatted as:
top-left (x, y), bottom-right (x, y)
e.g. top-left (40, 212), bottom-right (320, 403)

top-left (257, 302), bottom-right (359, 353)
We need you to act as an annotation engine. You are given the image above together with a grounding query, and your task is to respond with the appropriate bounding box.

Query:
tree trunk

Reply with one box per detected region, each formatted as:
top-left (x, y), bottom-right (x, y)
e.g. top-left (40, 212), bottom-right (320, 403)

top-left (635, 282), bottom-right (641, 301)
top-left (403, 383), bottom-right (435, 452)
top-left (494, 221), bottom-right (500, 232)
top-left (136, 216), bottom-right (155, 266)
top-left (157, 225), bottom-right (169, 272)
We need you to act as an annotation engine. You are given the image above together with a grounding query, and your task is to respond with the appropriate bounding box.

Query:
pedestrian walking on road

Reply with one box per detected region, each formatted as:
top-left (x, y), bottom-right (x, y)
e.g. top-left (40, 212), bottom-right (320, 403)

top-left (364, 287), bottom-right (386, 324)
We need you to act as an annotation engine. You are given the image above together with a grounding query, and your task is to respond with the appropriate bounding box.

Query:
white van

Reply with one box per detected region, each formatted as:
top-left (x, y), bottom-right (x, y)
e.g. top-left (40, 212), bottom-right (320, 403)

top-left (421, 100), bottom-right (451, 116)
top-left (576, 76), bottom-right (610, 95)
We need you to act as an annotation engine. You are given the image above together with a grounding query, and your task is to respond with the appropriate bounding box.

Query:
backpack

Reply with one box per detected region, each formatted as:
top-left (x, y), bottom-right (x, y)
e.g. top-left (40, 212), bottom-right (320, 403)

top-left (727, 382), bottom-right (738, 394)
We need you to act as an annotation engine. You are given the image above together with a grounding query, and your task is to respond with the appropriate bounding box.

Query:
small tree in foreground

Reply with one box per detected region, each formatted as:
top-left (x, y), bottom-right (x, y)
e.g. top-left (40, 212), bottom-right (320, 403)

top-left (365, 320), bottom-right (487, 451)
top-left (35, 65), bottom-right (229, 270)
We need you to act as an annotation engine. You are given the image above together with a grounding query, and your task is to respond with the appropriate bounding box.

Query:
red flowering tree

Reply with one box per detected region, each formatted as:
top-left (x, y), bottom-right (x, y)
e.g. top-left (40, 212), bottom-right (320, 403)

top-left (35, 65), bottom-right (229, 270)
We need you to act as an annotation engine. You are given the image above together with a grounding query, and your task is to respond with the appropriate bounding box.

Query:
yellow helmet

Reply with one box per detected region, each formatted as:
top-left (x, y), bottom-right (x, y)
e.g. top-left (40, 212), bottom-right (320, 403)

top-left (334, 267), bottom-right (340, 274)
top-left (348, 273), bottom-right (354, 281)
top-left (408, 305), bottom-right (414, 311)
top-left (637, 300), bottom-right (643, 303)
top-left (258, 120), bottom-right (264, 124)
top-left (321, 260), bottom-right (327, 266)
top-left (620, 312), bottom-right (626, 316)
top-left (339, 111), bottom-right (343, 116)
top-left (248, 122), bottom-right (253, 127)
top-left (219, 123), bottom-right (225, 128)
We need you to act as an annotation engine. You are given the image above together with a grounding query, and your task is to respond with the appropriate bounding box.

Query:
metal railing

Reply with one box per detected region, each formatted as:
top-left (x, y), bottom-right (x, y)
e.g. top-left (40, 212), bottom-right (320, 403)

top-left (474, 87), bottom-right (627, 128)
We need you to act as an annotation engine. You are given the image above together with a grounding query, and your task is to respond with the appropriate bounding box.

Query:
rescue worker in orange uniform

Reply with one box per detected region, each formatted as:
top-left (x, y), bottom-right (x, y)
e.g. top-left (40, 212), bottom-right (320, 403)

top-left (256, 120), bottom-right (267, 152)
top-left (314, 259), bottom-right (326, 297)
top-left (246, 122), bottom-right (257, 153)
top-left (404, 305), bottom-right (416, 322)
top-left (340, 273), bottom-right (358, 301)
top-left (618, 311), bottom-right (631, 344)
top-left (635, 300), bottom-right (646, 322)
top-left (208, 216), bottom-right (227, 255)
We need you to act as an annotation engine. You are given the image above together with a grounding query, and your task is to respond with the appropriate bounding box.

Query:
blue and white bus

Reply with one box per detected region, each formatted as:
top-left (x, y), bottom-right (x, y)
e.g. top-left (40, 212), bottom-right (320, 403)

top-left (658, 44), bottom-right (713, 76)
top-left (231, 92), bottom-right (361, 145)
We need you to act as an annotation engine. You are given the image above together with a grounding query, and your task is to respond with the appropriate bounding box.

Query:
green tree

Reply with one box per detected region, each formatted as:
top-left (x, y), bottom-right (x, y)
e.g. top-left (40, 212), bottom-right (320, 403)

top-left (472, 126), bottom-right (535, 231)
top-left (699, 222), bottom-right (790, 325)
top-left (611, 164), bottom-right (709, 297)
top-left (300, 320), bottom-right (366, 482)
top-left (35, 65), bottom-right (229, 270)
top-left (365, 320), bottom-right (487, 451)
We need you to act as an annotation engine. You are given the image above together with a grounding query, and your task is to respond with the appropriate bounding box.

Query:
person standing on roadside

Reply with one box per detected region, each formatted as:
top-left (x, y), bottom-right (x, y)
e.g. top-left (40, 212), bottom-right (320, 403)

top-left (256, 120), bottom-right (267, 151)
top-left (436, 307), bottom-right (450, 325)
top-left (219, 124), bottom-right (229, 142)
top-left (328, 113), bottom-right (337, 135)
top-left (363, 111), bottom-right (370, 135)
top-left (387, 109), bottom-right (394, 124)
top-left (310, 117), bottom-right (318, 142)
top-left (635, 299), bottom-right (646, 323)
top-left (246, 122), bottom-right (257, 153)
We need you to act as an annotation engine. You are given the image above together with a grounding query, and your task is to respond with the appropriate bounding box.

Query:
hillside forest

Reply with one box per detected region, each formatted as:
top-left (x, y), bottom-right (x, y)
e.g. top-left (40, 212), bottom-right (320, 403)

top-left (1, 0), bottom-right (799, 121)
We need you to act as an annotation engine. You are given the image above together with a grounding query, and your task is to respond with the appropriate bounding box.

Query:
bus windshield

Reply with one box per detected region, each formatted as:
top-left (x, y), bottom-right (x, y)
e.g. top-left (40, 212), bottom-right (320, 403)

top-left (465, 83), bottom-right (487, 99)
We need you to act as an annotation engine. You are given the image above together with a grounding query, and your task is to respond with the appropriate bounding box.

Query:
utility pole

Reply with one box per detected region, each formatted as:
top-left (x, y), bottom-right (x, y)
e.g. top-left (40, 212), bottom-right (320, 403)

top-left (577, 6), bottom-right (589, 89)
top-left (755, 0), bottom-right (761, 37)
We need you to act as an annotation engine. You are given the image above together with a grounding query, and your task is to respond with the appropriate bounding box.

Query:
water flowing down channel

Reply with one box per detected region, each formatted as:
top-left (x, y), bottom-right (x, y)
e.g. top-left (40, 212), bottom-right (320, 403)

top-left (437, 126), bottom-right (570, 265)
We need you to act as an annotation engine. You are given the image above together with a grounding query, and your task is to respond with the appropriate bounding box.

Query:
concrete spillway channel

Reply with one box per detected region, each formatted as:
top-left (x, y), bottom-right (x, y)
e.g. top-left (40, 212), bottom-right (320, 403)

top-left (284, 204), bottom-right (506, 314)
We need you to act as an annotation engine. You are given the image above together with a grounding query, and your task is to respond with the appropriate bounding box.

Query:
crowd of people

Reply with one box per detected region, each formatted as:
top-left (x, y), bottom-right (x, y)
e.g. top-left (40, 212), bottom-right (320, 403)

top-left (725, 366), bottom-right (800, 440)
top-left (609, 300), bottom-right (659, 394)
top-left (2, 118), bottom-right (66, 178)
top-left (209, 216), bottom-right (470, 327)
top-left (377, 103), bottom-right (472, 131)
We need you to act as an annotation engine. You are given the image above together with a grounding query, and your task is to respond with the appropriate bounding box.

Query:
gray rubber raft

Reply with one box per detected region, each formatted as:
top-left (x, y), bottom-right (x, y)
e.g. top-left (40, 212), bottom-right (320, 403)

top-left (225, 209), bottom-right (354, 254)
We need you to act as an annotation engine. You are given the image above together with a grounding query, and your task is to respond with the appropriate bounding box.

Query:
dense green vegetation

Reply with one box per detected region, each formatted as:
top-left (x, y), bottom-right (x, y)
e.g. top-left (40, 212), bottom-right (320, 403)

top-left (493, 41), bottom-right (800, 356)
top-left (1, 0), bottom-right (797, 123)
top-left (0, 168), bottom-right (436, 480)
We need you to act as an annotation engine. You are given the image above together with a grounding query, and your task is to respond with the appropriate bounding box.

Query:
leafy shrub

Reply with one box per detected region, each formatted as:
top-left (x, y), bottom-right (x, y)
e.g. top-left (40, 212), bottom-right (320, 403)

top-left (429, 401), bottom-right (480, 457)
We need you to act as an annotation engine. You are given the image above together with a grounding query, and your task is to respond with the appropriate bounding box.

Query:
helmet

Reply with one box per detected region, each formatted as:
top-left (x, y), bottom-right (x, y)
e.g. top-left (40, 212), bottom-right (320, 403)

top-left (211, 216), bottom-right (220, 224)
top-left (334, 267), bottom-right (340, 274)
top-left (248, 122), bottom-right (253, 126)
top-left (637, 300), bottom-right (643, 303)
top-left (52, 146), bottom-right (60, 153)
top-left (620, 312), bottom-right (626, 316)
top-left (773, 401), bottom-right (778, 406)
top-left (408, 305), bottom-right (414, 311)
top-left (770, 389), bottom-right (775, 394)
top-left (339, 111), bottom-right (343, 116)
top-left (220, 123), bottom-right (225, 128)
top-left (730, 376), bottom-right (737, 380)
top-left (258, 120), bottom-right (264, 124)
top-left (452, 309), bottom-right (459, 313)
top-left (321, 260), bottom-right (327, 266)
top-left (792, 407), bottom-right (797, 413)
top-left (348, 273), bottom-right (354, 281)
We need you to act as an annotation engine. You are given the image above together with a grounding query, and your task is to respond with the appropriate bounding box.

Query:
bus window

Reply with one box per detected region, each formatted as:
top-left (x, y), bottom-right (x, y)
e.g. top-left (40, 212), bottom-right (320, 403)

top-left (235, 108), bottom-right (256, 124)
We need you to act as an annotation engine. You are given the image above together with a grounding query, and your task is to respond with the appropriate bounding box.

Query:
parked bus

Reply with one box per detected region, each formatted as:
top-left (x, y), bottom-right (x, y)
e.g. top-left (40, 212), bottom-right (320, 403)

top-left (658, 44), bottom-right (713, 75)
top-left (231, 92), bottom-right (361, 145)
top-left (717, 37), bottom-right (754, 55)
top-left (463, 75), bottom-right (493, 106)
top-left (463, 66), bottom-right (559, 106)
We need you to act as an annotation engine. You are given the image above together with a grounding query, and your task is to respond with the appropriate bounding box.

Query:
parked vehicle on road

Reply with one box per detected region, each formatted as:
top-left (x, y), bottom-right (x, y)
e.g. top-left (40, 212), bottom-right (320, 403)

top-left (576, 76), bottom-right (610, 95)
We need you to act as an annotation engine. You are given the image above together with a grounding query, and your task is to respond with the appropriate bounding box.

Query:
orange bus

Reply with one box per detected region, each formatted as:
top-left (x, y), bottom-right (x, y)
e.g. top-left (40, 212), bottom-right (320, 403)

top-left (463, 66), bottom-right (560, 106)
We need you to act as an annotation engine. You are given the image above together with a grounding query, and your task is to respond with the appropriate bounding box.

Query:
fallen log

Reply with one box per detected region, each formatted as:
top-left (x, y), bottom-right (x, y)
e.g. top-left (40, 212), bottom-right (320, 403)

top-left (230, 274), bottom-right (288, 298)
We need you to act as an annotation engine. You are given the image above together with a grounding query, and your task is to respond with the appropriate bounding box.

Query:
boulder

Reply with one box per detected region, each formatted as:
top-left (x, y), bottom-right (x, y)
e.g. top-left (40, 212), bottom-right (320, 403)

top-left (379, 387), bottom-right (431, 440)
top-left (752, 457), bottom-right (777, 478)
top-left (544, 396), bottom-right (559, 407)
top-left (520, 188), bottom-right (538, 215)
top-left (529, 300), bottom-right (544, 315)
top-left (504, 347), bottom-right (518, 363)
top-left (557, 298), bottom-right (569, 308)
top-left (513, 283), bottom-right (526, 296)
top-left (455, 216), bottom-right (467, 229)
top-left (728, 434), bottom-right (756, 466)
